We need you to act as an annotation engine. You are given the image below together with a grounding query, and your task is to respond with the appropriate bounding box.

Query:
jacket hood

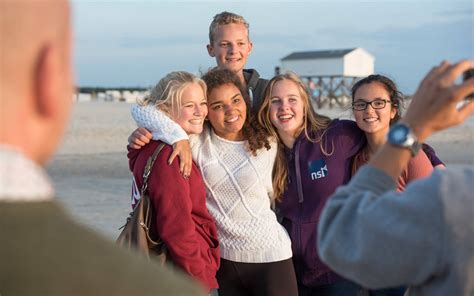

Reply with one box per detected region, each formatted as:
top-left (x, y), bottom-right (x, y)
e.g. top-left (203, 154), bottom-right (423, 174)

top-left (243, 69), bottom-right (261, 90)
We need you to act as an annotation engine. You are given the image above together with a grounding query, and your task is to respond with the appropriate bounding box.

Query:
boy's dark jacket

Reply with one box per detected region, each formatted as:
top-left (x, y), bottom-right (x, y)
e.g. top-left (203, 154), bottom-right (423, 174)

top-left (243, 68), bottom-right (268, 113)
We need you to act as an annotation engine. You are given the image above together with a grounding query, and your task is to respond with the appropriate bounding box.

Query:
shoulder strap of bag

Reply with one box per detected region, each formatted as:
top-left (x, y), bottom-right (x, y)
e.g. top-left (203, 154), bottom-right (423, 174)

top-left (141, 142), bottom-right (166, 196)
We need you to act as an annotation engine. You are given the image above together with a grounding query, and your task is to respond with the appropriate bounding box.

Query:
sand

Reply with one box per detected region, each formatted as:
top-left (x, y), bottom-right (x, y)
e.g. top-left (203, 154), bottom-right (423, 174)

top-left (46, 101), bottom-right (474, 239)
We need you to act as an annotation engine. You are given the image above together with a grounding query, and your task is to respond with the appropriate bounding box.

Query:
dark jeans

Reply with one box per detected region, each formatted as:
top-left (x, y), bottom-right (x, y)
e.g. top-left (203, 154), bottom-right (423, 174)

top-left (369, 287), bottom-right (406, 296)
top-left (298, 280), bottom-right (365, 296)
top-left (216, 258), bottom-right (298, 296)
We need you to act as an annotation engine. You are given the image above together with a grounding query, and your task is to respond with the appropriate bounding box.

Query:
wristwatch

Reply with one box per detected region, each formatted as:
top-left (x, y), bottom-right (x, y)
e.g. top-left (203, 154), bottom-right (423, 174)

top-left (387, 123), bottom-right (421, 156)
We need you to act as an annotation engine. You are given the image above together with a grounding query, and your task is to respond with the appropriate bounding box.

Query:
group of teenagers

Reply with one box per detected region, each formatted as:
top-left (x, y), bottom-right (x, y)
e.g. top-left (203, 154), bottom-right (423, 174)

top-left (3, 1), bottom-right (472, 295)
top-left (126, 11), bottom-right (444, 296)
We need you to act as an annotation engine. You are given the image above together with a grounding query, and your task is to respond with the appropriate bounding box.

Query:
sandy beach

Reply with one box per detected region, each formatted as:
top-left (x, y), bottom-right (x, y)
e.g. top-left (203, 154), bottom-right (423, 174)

top-left (46, 101), bottom-right (474, 240)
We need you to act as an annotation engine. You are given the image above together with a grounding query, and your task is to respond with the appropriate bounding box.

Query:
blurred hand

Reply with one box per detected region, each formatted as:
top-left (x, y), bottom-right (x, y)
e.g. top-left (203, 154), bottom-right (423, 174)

top-left (127, 127), bottom-right (152, 149)
top-left (403, 60), bottom-right (474, 142)
top-left (169, 140), bottom-right (192, 178)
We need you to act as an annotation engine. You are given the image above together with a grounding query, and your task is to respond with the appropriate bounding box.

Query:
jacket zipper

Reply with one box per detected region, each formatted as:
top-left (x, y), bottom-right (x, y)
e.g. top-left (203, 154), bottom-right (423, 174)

top-left (295, 140), bottom-right (304, 203)
top-left (294, 139), bottom-right (305, 278)
top-left (248, 87), bottom-right (255, 109)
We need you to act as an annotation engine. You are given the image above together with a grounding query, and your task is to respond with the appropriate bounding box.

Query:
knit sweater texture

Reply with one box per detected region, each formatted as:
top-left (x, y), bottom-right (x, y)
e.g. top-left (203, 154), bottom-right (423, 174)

top-left (132, 104), bottom-right (293, 263)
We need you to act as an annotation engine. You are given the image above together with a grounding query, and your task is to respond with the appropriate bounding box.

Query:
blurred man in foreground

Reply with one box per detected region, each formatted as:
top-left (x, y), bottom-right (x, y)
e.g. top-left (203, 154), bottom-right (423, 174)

top-left (0, 1), bottom-right (204, 295)
top-left (318, 60), bottom-right (474, 295)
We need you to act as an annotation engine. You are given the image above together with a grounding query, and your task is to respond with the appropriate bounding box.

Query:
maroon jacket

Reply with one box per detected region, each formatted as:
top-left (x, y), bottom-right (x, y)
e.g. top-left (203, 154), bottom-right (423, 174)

top-left (128, 141), bottom-right (220, 290)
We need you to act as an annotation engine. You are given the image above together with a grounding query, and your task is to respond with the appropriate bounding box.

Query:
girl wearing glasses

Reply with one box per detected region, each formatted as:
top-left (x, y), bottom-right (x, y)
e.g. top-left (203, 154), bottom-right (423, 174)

top-left (257, 72), bottom-right (439, 296)
top-left (351, 75), bottom-right (433, 192)
top-left (129, 72), bottom-right (442, 296)
top-left (350, 75), bottom-right (433, 296)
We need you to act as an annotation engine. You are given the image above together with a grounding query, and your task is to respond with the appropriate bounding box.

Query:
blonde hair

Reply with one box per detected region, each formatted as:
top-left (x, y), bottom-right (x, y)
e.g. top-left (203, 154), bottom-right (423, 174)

top-left (208, 11), bottom-right (250, 44)
top-left (140, 71), bottom-right (207, 119)
top-left (258, 72), bottom-right (332, 201)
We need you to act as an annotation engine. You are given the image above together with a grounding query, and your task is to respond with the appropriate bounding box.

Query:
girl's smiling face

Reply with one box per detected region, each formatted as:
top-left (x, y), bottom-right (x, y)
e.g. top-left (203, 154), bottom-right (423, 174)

top-left (269, 79), bottom-right (305, 140)
top-left (206, 83), bottom-right (247, 141)
top-left (171, 83), bottom-right (208, 135)
top-left (353, 81), bottom-right (397, 136)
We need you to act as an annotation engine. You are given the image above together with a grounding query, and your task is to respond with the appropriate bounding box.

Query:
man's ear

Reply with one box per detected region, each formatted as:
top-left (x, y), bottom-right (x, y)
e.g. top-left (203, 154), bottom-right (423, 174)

top-left (248, 41), bottom-right (253, 55)
top-left (34, 44), bottom-right (60, 118)
top-left (207, 44), bottom-right (215, 57)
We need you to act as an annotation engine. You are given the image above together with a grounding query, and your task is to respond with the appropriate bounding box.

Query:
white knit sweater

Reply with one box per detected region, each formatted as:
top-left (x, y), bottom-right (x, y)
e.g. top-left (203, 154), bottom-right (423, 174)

top-left (132, 104), bottom-right (292, 263)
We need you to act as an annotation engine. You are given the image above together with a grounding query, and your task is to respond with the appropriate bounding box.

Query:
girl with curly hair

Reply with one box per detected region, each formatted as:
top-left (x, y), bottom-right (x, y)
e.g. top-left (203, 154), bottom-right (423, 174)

top-left (130, 68), bottom-right (298, 296)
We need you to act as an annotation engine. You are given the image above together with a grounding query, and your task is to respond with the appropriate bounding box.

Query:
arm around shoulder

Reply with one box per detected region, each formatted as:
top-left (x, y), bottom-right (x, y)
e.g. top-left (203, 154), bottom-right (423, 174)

top-left (131, 104), bottom-right (188, 144)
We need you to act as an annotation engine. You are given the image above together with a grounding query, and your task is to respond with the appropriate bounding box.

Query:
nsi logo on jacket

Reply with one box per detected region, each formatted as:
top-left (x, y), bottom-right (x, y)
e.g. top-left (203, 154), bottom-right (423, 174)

top-left (308, 159), bottom-right (328, 180)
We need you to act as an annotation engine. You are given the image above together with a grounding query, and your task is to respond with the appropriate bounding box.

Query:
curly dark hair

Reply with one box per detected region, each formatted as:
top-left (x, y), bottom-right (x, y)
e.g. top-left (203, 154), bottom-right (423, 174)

top-left (202, 68), bottom-right (271, 155)
top-left (351, 74), bottom-right (404, 124)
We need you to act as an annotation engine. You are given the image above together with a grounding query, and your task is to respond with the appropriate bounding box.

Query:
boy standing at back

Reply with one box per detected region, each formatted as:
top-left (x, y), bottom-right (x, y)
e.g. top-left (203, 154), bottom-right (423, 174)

top-left (127, 11), bottom-right (269, 175)
top-left (207, 12), bottom-right (268, 113)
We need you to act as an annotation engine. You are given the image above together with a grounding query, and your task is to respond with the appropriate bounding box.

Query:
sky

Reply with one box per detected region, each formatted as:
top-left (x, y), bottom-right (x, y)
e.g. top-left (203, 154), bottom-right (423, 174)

top-left (72, 0), bottom-right (473, 94)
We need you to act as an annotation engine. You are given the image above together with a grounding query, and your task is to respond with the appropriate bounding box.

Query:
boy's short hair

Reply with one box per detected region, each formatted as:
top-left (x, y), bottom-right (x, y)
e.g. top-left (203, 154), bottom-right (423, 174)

top-left (208, 11), bottom-right (250, 44)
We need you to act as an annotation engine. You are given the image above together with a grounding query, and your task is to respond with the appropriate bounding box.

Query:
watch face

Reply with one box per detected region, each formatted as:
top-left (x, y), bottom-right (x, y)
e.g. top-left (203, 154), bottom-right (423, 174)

top-left (388, 123), bottom-right (420, 156)
top-left (389, 124), bottom-right (409, 143)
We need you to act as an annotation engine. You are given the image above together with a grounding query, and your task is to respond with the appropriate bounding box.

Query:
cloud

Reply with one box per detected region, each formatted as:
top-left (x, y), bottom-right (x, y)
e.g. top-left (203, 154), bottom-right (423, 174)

top-left (438, 8), bottom-right (474, 18)
top-left (370, 19), bottom-right (473, 93)
top-left (73, 1), bottom-right (473, 90)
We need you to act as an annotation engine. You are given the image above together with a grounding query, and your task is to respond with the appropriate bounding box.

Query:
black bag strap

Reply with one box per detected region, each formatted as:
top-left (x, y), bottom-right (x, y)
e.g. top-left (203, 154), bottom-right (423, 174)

top-left (141, 142), bottom-right (166, 196)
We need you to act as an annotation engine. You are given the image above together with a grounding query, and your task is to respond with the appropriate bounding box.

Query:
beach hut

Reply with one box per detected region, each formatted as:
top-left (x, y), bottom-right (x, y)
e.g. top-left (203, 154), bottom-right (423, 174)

top-left (121, 90), bottom-right (149, 103)
top-left (279, 48), bottom-right (375, 107)
top-left (105, 90), bottom-right (122, 102)
top-left (74, 93), bottom-right (92, 103)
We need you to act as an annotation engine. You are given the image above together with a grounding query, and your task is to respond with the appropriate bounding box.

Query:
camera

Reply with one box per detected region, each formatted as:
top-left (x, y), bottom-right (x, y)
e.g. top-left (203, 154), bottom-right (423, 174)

top-left (463, 68), bottom-right (474, 100)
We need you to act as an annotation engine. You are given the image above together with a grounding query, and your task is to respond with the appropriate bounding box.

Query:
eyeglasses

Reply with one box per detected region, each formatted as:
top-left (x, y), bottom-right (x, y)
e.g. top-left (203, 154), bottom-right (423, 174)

top-left (352, 99), bottom-right (392, 111)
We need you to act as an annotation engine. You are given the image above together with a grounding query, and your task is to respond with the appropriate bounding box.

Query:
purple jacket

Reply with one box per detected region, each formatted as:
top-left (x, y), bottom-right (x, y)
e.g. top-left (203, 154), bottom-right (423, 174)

top-left (277, 119), bottom-right (365, 287)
